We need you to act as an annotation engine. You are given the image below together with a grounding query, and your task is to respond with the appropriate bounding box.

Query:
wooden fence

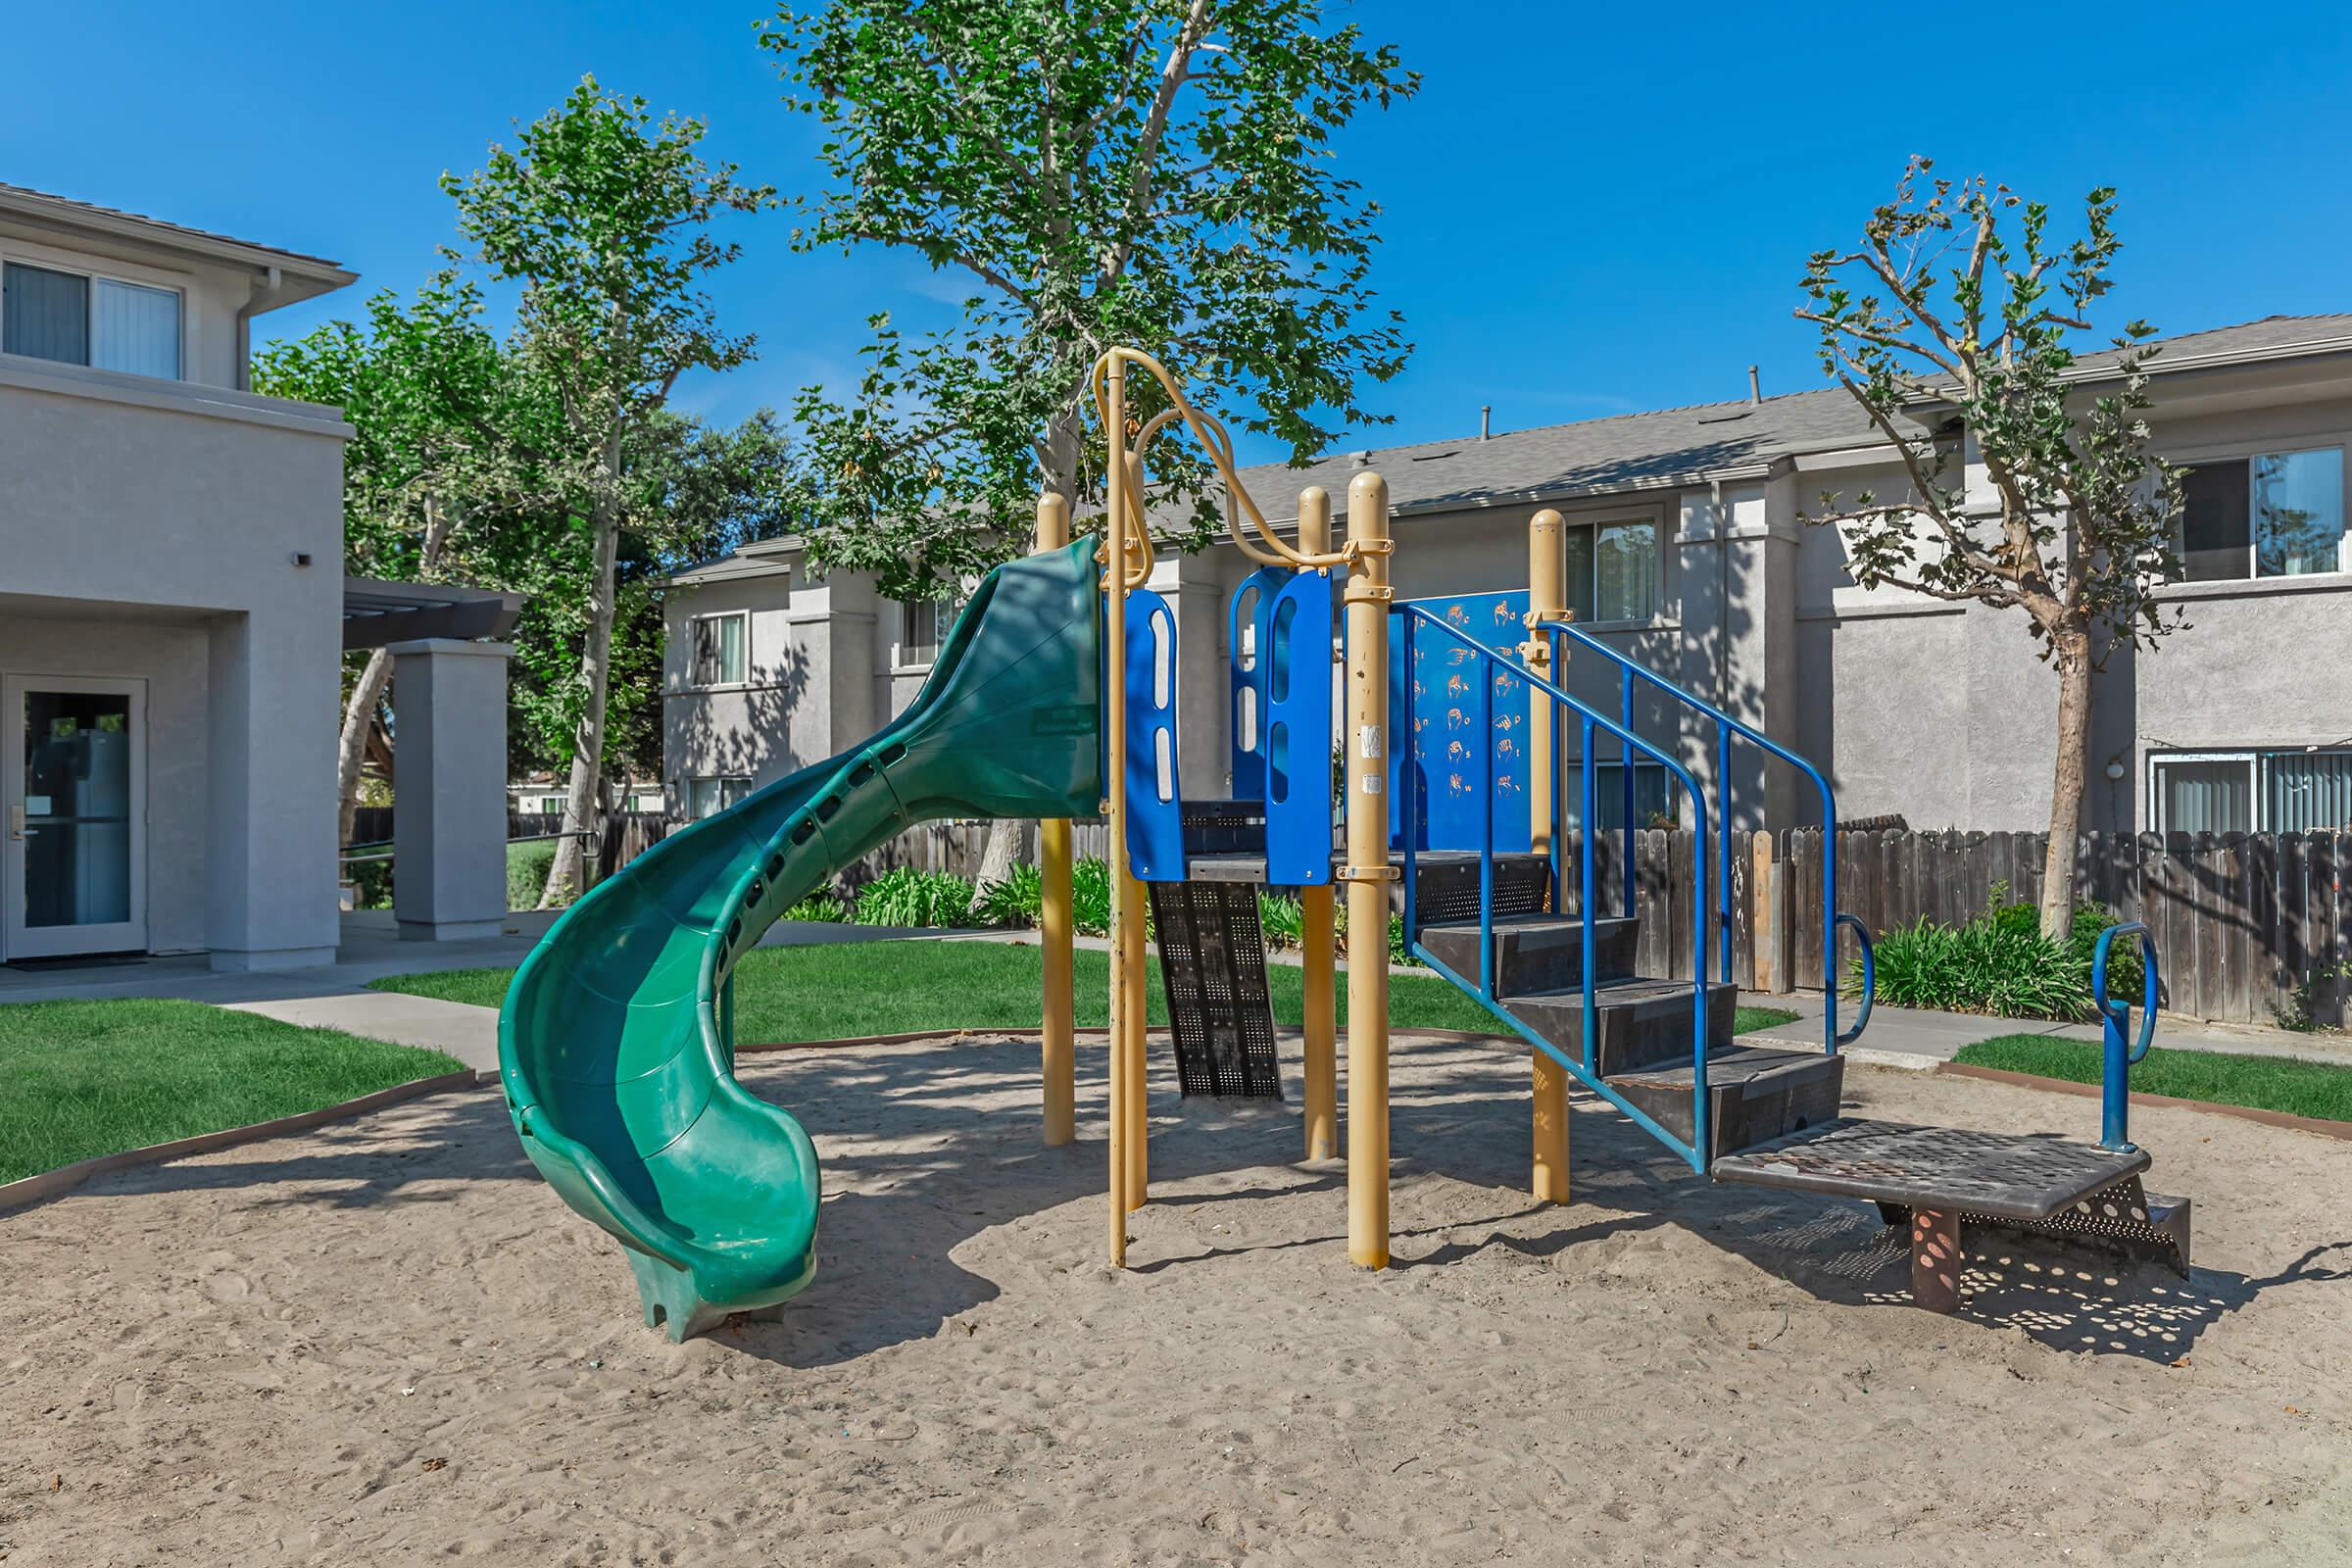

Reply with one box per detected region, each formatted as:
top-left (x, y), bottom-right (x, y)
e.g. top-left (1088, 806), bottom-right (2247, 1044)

top-left (358, 803), bottom-right (2348, 1024)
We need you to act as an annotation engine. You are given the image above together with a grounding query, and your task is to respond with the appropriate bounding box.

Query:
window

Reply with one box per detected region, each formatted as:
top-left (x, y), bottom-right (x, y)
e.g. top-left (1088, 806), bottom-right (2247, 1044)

top-left (2150, 750), bottom-right (2352, 834)
top-left (685, 776), bottom-right (751, 819)
top-left (1559, 516), bottom-right (1657, 623)
top-left (2, 262), bottom-right (181, 379)
top-left (898, 597), bottom-right (957, 667)
top-left (689, 611), bottom-right (747, 687)
top-left (1560, 760), bottom-right (1679, 830)
top-left (2179, 447), bottom-right (2345, 582)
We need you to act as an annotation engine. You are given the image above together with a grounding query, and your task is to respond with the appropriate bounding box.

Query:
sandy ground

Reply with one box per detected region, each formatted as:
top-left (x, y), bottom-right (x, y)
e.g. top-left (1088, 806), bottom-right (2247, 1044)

top-left (4, 1031), bottom-right (2351, 1567)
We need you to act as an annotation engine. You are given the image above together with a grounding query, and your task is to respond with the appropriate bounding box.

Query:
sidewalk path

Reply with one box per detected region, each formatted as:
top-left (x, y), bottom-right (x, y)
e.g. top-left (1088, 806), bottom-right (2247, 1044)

top-left (1740, 990), bottom-right (2352, 1070)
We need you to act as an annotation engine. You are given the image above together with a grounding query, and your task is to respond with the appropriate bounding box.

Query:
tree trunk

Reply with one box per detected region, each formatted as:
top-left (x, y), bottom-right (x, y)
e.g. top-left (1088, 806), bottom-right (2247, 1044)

top-left (2036, 634), bottom-right (2095, 939)
top-left (336, 648), bottom-right (395, 848)
top-left (543, 480), bottom-right (624, 908)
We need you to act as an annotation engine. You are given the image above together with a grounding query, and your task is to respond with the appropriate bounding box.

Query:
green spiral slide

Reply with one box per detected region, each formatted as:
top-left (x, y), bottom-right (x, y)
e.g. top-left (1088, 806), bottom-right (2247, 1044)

top-left (498, 538), bottom-right (1102, 1340)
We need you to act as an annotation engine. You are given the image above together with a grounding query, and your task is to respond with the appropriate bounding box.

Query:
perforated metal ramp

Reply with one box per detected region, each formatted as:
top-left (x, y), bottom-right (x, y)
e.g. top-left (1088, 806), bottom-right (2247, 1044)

top-left (1147, 879), bottom-right (1282, 1099)
top-left (1712, 1118), bottom-right (2150, 1221)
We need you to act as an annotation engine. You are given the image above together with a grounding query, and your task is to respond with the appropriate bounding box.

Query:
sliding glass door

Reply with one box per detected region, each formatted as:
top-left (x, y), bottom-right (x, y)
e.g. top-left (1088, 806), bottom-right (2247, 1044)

top-left (2, 676), bottom-right (147, 959)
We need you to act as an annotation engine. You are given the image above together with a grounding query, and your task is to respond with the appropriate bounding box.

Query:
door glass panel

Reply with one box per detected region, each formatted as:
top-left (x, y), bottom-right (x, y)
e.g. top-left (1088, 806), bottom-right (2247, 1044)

top-left (23, 691), bottom-right (132, 928)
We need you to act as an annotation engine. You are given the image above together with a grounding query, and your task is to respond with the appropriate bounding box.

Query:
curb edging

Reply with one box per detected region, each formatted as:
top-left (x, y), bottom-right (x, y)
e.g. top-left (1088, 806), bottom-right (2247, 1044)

top-left (0, 1069), bottom-right (487, 1217)
top-left (1937, 1060), bottom-right (2352, 1143)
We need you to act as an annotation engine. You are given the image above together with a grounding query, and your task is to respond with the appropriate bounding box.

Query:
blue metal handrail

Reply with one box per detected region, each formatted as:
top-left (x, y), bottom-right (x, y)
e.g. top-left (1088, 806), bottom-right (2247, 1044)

top-left (1402, 605), bottom-right (1716, 1173)
top-left (1544, 619), bottom-right (1872, 1054)
top-left (2092, 921), bottom-right (2160, 1152)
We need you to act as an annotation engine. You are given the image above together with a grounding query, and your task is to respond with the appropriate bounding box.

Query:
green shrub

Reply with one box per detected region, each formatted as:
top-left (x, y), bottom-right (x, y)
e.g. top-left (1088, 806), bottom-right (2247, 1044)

top-left (1849, 884), bottom-right (2131, 1022)
top-left (1257, 891), bottom-right (1305, 949)
top-left (854, 867), bottom-right (978, 928)
top-left (1071, 858), bottom-right (1114, 936)
top-left (506, 840), bottom-right (562, 910)
top-left (972, 863), bottom-right (1045, 928)
top-left (782, 885), bottom-right (850, 923)
top-left (348, 848), bottom-right (394, 911)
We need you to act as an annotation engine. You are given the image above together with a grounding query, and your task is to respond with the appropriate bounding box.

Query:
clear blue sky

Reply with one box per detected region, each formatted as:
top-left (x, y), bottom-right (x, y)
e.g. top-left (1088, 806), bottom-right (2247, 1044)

top-left (9, 0), bottom-right (2350, 463)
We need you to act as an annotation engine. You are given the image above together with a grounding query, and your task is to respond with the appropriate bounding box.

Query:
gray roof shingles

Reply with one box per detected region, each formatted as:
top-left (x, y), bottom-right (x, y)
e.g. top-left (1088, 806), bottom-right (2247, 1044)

top-left (0, 181), bottom-right (348, 271)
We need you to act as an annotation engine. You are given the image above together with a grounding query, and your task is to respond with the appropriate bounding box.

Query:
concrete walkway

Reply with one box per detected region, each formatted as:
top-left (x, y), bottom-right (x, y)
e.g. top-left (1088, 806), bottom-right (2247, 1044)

top-left (8, 911), bottom-right (2345, 1083)
top-left (1738, 989), bottom-right (2352, 1071)
top-left (0, 909), bottom-right (970, 1082)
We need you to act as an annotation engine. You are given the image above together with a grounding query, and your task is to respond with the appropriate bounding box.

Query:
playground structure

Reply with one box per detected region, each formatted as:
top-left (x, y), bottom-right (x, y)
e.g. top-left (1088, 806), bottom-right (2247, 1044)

top-left (497, 347), bottom-right (2192, 1341)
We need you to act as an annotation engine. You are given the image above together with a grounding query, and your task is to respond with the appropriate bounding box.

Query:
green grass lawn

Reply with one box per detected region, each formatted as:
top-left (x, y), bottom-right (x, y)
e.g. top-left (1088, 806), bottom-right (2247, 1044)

top-left (1952, 1033), bottom-right (2352, 1125)
top-left (0, 1000), bottom-right (467, 1185)
top-left (371, 938), bottom-right (1798, 1043)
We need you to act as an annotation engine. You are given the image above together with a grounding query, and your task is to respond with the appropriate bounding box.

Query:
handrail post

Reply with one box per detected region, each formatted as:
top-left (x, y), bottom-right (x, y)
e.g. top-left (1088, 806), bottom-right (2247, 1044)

top-left (1527, 509), bottom-right (1569, 1204)
top-left (1581, 718), bottom-right (1598, 1075)
top-left (1344, 470), bottom-right (1393, 1270)
top-left (1690, 791), bottom-right (1711, 1171)
top-left (1036, 491), bottom-right (1077, 1147)
top-left (1718, 722), bottom-right (1734, 986)
top-left (1620, 663), bottom-right (1637, 919)
top-left (1102, 359), bottom-right (1133, 1264)
top-left (1822, 814), bottom-right (1838, 1055)
top-left (1478, 656), bottom-right (1494, 1000)
top-left (1298, 487), bottom-right (1340, 1163)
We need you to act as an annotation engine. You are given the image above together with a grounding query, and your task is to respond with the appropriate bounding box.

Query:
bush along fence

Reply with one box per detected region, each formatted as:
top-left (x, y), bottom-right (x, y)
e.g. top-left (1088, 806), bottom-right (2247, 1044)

top-left (367, 803), bottom-right (2350, 1027)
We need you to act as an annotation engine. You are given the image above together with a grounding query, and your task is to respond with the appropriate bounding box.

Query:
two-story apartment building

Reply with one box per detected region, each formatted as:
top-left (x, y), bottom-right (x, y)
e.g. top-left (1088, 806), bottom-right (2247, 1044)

top-left (1, 184), bottom-right (519, 968)
top-left (661, 315), bottom-right (2352, 843)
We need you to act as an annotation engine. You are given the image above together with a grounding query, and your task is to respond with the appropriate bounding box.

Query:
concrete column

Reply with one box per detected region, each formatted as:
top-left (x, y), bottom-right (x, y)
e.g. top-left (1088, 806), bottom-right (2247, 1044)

top-left (206, 609), bottom-right (339, 971)
top-left (389, 639), bottom-right (514, 942)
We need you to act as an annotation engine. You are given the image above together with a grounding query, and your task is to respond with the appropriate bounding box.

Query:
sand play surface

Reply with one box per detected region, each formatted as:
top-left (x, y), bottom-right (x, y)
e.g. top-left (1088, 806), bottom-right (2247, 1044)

top-left (4, 1028), bottom-right (2351, 1565)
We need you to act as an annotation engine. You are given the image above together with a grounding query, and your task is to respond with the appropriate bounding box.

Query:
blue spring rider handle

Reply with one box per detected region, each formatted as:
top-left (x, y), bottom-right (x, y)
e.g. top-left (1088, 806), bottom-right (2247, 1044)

top-left (2092, 920), bottom-right (2160, 1152)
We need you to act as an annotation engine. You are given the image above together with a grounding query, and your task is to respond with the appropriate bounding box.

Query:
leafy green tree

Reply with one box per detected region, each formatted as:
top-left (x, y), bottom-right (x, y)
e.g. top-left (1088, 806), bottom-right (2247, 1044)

top-left (251, 273), bottom-right (513, 848)
top-left (442, 75), bottom-right (772, 906)
top-left (758, 0), bottom-right (1418, 597)
top-left (761, 0), bottom-right (1414, 883)
top-left (1796, 160), bottom-right (2184, 937)
top-left (505, 409), bottom-right (812, 794)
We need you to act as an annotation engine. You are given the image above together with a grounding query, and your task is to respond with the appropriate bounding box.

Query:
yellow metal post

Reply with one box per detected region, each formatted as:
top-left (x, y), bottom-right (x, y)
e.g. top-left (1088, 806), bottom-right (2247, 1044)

top-left (1103, 360), bottom-right (1132, 1266)
top-left (1525, 508), bottom-right (1571, 1204)
top-left (1118, 457), bottom-right (1151, 1210)
top-left (1038, 492), bottom-right (1077, 1148)
top-left (1344, 470), bottom-right (1393, 1269)
top-left (1297, 486), bottom-right (1339, 1161)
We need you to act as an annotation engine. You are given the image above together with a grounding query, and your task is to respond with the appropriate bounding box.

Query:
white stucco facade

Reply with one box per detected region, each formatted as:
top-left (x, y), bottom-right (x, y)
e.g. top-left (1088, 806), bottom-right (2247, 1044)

top-left (0, 186), bottom-right (360, 968)
top-left (663, 317), bottom-right (2352, 845)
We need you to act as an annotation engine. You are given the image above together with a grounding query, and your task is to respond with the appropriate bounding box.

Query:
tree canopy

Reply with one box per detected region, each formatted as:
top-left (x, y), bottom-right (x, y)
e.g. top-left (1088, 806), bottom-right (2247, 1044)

top-left (760, 0), bottom-right (1418, 599)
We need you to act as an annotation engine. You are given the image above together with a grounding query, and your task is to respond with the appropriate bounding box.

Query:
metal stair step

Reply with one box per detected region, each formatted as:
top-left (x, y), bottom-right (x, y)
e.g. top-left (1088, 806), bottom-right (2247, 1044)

top-left (1608, 1045), bottom-right (1845, 1161)
top-left (1498, 977), bottom-right (1740, 1079)
top-left (1418, 913), bottom-right (1639, 993)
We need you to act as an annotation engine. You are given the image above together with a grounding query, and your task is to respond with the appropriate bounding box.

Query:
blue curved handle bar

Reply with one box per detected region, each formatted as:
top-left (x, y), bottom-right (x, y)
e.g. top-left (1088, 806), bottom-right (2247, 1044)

top-left (1836, 911), bottom-right (1875, 1047)
top-left (2091, 920), bottom-right (2161, 1150)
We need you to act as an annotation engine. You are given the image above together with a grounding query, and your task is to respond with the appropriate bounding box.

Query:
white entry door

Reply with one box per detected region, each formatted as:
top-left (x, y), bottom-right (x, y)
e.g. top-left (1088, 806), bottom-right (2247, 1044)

top-left (1, 675), bottom-right (147, 960)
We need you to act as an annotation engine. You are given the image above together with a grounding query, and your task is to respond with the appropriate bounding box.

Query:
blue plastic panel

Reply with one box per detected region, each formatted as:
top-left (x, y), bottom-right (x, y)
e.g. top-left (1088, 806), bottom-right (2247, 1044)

top-left (1262, 568), bottom-right (1335, 885)
top-left (1121, 587), bottom-right (1187, 881)
top-left (1388, 591), bottom-right (1532, 854)
top-left (1228, 566), bottom-right (1287, 801)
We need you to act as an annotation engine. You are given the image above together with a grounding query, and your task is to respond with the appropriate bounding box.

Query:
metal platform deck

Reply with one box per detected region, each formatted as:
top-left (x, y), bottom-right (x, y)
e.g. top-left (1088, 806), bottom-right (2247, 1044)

top-left (1714, 1118), bottom-right (2189, 1310)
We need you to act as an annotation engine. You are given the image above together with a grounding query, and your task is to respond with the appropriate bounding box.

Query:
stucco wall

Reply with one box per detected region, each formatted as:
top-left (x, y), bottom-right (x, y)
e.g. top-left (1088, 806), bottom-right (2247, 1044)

top-left (0, 218), bottom-right (272, 390)
top-left (0, 369), bottom-right (347, 964)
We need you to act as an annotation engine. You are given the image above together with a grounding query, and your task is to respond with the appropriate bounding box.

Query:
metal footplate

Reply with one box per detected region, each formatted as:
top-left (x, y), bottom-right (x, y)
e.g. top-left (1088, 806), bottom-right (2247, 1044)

top-left (1146, 879), bottom-right (1282, 1100)
top-left (1713, 1119), bottom-right (2191, 1311)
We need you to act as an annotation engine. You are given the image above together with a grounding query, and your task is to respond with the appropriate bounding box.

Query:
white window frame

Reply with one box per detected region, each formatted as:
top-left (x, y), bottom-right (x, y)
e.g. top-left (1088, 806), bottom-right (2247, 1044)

top-left (0, 240), bottom-right (189, 382)
top-left (2170, 441), bottom-right (2350, 585)
top-left (893, 594), bottom-right (961, 673)
top-left (2144, 748), bottom-right (2352, 834)
top-left (2147, 751), bottom-right (2257, 836)
top-left (688, 610), bottom-right (749, 689)
top-left (683, 775), bottom-right (752, 820)
top-left (1559, 504), bottom-right (1667, 629)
